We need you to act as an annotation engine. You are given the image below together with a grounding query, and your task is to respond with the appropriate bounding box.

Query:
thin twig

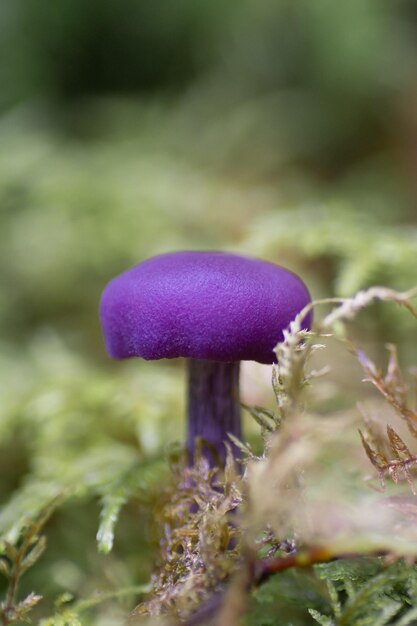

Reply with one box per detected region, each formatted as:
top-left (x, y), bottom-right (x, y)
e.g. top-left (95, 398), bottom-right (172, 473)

top-left (181, 547), bottom-right (389, 626)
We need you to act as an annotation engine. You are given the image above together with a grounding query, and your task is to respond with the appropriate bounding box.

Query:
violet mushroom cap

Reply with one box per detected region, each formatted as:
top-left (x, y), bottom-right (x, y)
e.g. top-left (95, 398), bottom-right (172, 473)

top-left (100, 251), bottom-right (312, 464)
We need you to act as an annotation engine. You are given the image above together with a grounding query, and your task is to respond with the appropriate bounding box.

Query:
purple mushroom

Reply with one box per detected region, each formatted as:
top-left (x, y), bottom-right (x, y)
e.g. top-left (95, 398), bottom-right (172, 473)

top-left (100, 251), bottom-right (311, 466)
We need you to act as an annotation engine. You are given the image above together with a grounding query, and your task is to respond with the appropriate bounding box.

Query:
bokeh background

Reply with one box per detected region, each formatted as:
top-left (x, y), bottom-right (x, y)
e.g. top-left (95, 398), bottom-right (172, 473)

top-left (1, 1), bottom-right (417, 624)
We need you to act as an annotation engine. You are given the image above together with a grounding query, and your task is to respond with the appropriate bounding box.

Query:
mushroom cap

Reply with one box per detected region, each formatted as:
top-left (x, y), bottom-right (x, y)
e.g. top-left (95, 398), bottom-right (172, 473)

top-left (100, 251), bottom-right (312, 365)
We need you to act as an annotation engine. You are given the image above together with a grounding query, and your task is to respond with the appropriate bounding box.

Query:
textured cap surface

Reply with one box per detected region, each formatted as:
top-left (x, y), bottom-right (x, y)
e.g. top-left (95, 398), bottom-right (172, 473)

top-left (100, 251), bottom-right (311, 364)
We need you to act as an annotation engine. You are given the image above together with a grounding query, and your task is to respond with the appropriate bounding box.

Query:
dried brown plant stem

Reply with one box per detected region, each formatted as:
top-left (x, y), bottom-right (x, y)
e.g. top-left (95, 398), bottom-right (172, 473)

top-left (254, 547), bottom-right (388, 585)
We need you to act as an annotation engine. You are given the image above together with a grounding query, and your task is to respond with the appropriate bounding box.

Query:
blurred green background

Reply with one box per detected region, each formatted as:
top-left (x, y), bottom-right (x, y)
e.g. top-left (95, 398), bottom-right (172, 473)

top-left (1, 1), bottom-right (417, 624)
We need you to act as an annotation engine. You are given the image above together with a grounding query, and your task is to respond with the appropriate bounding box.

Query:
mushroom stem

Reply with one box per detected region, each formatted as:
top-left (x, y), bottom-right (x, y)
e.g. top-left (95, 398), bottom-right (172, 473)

top-left (186, 359), bottom-right (241, 466)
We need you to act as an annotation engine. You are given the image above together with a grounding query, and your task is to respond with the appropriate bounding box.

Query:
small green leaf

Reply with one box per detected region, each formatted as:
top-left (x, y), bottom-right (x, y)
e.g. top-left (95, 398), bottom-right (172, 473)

top-left (55, 593), bottom-right (74, 607)
top-left (395, 606), bottom-right (417, 626)
top-left (369, 601), bottom-right (402, 626)
top-left (96, 491), bottom-right (127, 554)
top-left (326, 580), bottom-right (341, 619)
top-left (21, 536), bottom-right (47, 573)
top-left (39, 609), bottom-right (82, 626)
top-left (308, 608), bottom-right (334, 625)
